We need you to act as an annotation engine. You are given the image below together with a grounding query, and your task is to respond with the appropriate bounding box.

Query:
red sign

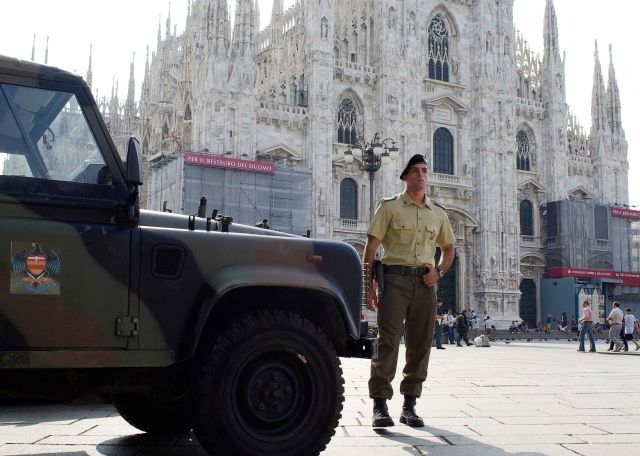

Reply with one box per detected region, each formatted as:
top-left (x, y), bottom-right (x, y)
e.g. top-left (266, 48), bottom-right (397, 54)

top-left (611, 207), bottom-right (640, 219)
top-left (547, 267), bottom-right (640, 287)
top-left (184, 153), bottom-right (275, 175)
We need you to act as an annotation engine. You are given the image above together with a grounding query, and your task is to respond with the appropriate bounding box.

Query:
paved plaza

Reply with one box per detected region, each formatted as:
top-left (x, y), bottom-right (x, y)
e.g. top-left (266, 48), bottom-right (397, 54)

top-left (0, 340), bottom-right (638, 455)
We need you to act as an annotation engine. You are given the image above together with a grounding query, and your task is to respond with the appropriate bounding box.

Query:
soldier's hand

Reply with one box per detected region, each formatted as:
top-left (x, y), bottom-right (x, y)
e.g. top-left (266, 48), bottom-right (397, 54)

top-left (422, 264), bottom-right (439, 287)
top-left (366, 280), bottom-right (378, 311)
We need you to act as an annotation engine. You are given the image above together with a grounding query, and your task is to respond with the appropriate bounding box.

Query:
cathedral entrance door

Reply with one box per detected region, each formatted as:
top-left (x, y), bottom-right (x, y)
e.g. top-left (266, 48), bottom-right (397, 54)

top-left (435, 248), bottom-right (457, 312)
top-left (519, 279), bottom-right (537, 325)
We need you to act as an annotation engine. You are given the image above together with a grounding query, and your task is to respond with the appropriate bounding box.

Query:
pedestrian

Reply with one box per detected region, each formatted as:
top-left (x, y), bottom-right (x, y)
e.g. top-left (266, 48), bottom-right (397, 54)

top-left (518, 319), bottom-right (528, 333)
top-left (434, 299), bottom-right (446, 350)
top-left (577, 300), bottom-right (596, 352)
top-left (444, 309), bottom-right (456, 344)
top-left (484, 315), bottom-right (493, 334)
top-left (455, 309), bottom-right (472, 346)
top-left (606, 302), bottom-right (625, 352)
top-left (363, 153), bottom-right (455, 428)
top-left (558, 312), bottom-right (568, 332)
top-left (608, 317), bottom-right (629, 351)
top-left (470, 310), bottom-right (480, 337)
top-left (623, 308), bottom-right (640, 351)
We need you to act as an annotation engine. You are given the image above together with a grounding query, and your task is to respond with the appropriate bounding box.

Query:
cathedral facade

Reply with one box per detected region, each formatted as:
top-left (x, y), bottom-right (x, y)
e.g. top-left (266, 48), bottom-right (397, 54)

top-left (102, 0), bottom-right (630, 325)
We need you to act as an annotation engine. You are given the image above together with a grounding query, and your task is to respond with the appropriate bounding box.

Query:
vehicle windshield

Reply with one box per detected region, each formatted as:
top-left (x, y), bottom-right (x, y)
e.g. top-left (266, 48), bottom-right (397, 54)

top-left (0, 83), bottom-right (108, 184)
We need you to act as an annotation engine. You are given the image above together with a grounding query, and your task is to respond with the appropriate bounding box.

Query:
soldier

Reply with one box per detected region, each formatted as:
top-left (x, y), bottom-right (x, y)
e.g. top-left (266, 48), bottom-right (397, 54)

top-left (363, 154), bottom-right (455, 428)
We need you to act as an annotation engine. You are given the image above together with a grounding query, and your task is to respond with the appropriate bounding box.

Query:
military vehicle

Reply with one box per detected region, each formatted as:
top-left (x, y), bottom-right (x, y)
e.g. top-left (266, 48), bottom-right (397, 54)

top-left (0, 55), bottom-right (375, 456)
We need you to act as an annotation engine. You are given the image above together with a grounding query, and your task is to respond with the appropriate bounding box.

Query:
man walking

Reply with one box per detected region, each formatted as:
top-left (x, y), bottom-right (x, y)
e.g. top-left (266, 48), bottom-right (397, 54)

top-left (364, 154), bottom-right (454, 428)
top-left (434, 299), bottom-right (446, 350)
top-left (606, 301), bottom-right (625, 352)
top-left (577, 300), bottom-right (596, 352)
top-left (623, 308), bottom-right (640, 351)
top-left (455, 309), bottom-right (472, 346)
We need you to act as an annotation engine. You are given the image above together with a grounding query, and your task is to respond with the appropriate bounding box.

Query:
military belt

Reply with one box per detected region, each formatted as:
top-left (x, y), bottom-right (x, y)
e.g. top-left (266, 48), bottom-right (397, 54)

top-left (382, 265), bottom-right (429, 276)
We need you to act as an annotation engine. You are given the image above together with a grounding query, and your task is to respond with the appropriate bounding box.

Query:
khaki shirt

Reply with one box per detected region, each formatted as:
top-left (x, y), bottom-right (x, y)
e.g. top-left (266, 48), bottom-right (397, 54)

top-left (367, 190), bottom-right (455, 266)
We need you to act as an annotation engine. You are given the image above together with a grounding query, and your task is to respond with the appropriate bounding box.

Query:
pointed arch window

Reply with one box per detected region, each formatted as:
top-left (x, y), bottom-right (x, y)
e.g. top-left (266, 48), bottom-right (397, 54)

top-left (340, 178), bottom-right (358, 220)
top-left (433, 127), bottom-right (454, 175)
top-left (337, 98), bottom-right (358, 144)
top-left (516, 130), bottom-right (531, 171)
top-left (428, 15), bottom-right (449, 82)
top-left (520, 199), bottom-right (534, 236)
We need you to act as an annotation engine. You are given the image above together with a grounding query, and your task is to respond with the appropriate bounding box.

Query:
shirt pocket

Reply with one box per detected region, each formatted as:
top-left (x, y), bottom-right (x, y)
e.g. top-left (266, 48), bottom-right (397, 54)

top-left (391, 219), bottom-right (413, 244)
top-left (424, 224), bottom-right (438, 242)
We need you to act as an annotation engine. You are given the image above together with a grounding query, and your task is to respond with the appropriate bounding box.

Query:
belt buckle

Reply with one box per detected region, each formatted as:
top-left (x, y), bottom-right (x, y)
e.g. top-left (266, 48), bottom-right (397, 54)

top-left (408, 266), bottom-right (419, 275)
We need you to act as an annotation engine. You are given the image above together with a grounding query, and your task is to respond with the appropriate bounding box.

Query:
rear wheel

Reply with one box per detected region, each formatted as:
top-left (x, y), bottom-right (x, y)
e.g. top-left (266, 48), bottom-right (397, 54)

top-left (112, 392), bottom-right (191, 435)
top-left (191, 310), bottom-right (344, 456)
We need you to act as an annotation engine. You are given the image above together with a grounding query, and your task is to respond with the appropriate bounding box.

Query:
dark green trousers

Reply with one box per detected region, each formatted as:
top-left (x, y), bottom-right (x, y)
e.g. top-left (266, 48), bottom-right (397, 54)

top-left (369, 273), bottom-right (437, 399)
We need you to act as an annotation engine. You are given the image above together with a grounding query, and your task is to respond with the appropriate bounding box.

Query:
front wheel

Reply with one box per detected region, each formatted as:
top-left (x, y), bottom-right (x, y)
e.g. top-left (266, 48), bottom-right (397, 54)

top-left (190, 310), bottom-right (344, 456)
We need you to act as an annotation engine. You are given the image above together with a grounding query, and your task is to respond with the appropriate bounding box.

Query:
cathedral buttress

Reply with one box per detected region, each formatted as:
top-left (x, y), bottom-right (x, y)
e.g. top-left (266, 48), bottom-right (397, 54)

top-left (470, 0), bottom-right (521, 318)
top-left (541, 0), bottom-right (567, 202)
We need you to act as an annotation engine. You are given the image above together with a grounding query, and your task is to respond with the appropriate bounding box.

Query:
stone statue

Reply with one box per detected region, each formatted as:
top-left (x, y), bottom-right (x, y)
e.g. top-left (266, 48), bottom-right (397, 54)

top-left (464, 159), bottom-right (474, 177)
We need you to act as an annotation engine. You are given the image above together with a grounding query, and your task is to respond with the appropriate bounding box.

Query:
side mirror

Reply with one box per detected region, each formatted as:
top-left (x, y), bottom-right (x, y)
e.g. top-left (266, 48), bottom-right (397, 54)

top-left (126, 137), bottom-right (143, 187)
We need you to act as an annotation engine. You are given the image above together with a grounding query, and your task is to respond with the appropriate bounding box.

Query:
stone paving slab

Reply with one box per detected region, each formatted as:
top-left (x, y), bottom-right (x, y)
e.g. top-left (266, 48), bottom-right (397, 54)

top-left (490, 414), bottom-right (628, 425)
top-left (411, 444), bottom-right (580, 456)
top-left (572, 433), bottom-right (640, 444)
top-left (0, 341), bottom-right (638, 455)
top-left (444, 434), bottom-right (586, 445)
top-left (564, 443), bottom-right (640, 456)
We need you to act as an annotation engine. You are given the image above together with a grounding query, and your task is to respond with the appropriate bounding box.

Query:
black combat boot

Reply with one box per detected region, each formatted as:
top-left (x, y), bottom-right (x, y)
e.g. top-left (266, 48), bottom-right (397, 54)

top-left (372, 398), bottom-right (394, 427)
top-left (399, 395), bottom-right (424, 427)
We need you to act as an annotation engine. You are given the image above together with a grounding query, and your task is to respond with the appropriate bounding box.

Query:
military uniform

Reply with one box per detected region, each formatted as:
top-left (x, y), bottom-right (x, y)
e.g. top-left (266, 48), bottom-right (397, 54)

top-left (368, 190), bottom-right (454, 400)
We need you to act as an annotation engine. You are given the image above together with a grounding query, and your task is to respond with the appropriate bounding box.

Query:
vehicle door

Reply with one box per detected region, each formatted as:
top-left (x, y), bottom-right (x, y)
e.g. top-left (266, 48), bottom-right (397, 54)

top-left (0, 77), bottom-right (132, 350)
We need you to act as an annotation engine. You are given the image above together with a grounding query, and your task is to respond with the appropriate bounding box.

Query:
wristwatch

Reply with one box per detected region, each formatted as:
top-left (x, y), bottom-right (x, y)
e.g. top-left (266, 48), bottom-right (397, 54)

top-left (436, 266), bottom-right (445, 278)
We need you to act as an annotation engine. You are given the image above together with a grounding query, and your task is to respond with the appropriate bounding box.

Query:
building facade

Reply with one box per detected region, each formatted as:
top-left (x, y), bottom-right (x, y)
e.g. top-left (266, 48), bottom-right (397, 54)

top-left (89, 0), bottom-right (633, 326)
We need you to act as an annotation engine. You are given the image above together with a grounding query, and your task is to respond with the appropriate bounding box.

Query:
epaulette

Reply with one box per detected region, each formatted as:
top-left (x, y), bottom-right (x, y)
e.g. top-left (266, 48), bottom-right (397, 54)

top-left (432, 200), bottom-right (447, 210)
top-left (381, 194), bottom-right (400, 202)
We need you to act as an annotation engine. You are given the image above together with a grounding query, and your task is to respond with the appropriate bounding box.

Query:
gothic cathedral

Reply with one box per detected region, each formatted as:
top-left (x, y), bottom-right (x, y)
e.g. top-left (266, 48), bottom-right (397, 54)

top-left (100, 0), bottom-right (628, 324)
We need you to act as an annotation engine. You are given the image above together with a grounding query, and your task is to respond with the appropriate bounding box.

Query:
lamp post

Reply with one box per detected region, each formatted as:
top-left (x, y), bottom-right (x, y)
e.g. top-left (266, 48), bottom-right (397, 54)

top-left (343, 132), bottom-right (399, 221)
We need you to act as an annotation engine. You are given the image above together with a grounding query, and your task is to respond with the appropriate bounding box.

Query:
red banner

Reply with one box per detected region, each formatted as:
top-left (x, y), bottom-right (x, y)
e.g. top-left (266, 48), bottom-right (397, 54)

top-left (547, 267), bottom-right (640, 287)
top-left (184, 153), bottom-right (275, 175)
top-left (610, 207), bottom-right (640, 219)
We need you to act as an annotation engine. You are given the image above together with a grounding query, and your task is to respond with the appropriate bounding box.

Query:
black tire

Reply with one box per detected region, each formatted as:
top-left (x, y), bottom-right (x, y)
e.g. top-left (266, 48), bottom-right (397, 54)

top-left (191, 310), bottom-right (344, 456)
top-left (112, 392), bottom-right (192, 434)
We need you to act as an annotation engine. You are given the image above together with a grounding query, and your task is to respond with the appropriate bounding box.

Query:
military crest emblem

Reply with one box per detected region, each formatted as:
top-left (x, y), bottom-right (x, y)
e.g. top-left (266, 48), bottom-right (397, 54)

top-left (11, 242), bottom-right (61, 295)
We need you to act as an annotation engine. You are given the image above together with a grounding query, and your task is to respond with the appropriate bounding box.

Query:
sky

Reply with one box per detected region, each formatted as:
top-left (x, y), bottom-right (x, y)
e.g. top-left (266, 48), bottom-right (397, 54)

top-left (1, 0), bottom-right (637, 206)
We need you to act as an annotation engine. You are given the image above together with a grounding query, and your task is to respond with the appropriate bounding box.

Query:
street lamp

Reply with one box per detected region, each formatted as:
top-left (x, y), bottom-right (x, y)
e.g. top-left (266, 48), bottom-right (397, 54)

top-left (343, 132), bottom-right (399, 220)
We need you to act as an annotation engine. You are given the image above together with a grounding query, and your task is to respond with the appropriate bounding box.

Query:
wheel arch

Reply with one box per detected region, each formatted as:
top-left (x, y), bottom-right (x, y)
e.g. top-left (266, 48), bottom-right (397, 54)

top-left (176, 284), bottom-right (355, 362)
